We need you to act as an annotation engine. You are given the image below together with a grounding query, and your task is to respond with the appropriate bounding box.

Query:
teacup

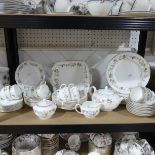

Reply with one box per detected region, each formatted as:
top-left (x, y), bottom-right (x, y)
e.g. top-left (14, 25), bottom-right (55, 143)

top-left (56, 84), bottom-right (71, 101)
top-left (65, 134), bottom-right (81, 152)
top-left (129, 86), bottom-right (145, 102)
top-left (0, 86), bottom-right (11, 100)
top-left (75, 101), bottom-right (100, 118)
top-left (77, 83), bottom-right (89, 98)
top-left (35, 83), bottom-right (50, 99)
top-left (10, 84), bottom-right (22, 100)
top-left (68, 84), bottom-right (80, 101)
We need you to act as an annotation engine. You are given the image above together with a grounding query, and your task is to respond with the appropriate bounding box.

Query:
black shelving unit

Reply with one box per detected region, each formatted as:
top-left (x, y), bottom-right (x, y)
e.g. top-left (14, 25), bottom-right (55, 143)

top-left (0, 14), bottom-right (154, 133)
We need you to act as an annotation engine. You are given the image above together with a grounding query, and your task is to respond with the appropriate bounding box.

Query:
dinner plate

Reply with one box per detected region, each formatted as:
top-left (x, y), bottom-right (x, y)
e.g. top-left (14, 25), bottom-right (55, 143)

top-left (106, 52), bottom-right (150, 95)
top-left (15, 61), bottom-right (45, 90)
top-left (50, 61), bottom-right (91, 91)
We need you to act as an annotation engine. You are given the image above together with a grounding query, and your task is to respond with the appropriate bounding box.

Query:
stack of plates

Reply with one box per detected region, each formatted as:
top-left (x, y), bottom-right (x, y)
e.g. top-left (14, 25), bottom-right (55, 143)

top-left (0, 0), bottom-right (33, 14)
top-left (0, 134), bottom-right (16, 149)
top-left (126, 99), bottom-right (155, 117)
top-left (39, 134), bottom-right (59, 155)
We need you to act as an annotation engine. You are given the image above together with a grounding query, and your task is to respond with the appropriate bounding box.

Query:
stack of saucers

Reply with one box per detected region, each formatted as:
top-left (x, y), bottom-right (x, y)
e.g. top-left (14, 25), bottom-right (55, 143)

top-left (0, 0), bottom-right (33, 14)
top-left (0, 134), bottom-right (16, 149)
top-left (126, 86), bottom-right (155, 117)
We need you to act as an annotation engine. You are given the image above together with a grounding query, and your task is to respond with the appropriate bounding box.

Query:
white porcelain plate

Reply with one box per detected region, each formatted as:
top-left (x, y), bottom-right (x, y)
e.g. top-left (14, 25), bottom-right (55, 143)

top-left (50, 61), bottom-right (91, 91)
top-left (106, 52), bottom-right (150, 95)
top-left (15, 61), bottom-right (45, 88)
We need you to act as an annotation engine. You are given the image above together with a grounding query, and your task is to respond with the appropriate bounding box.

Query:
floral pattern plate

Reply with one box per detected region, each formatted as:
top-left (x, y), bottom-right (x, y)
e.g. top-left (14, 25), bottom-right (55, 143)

top-left (106, 52), bottom-right (150, 95)
top-left (15, 61), bottom-right (45, 90)
top-left (50, 61), bottom-right (91, 91)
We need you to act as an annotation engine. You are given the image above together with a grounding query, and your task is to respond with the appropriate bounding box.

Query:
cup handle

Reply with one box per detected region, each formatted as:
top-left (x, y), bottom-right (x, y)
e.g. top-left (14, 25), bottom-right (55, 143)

top-left (89, 86), bottom-right (97, 97)
top-left (75, 104), bottom-right (82, 114)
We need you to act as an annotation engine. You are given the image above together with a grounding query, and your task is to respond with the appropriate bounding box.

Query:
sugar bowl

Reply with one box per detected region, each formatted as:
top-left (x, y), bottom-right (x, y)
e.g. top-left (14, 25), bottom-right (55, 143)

top-left (33, 99), bottom-right (57, 120)
top-left (90, 86), bottom-right (123, 111)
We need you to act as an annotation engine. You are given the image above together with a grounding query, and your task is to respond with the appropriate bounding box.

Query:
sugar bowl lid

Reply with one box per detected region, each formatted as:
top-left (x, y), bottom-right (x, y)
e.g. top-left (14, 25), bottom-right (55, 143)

top-left (36, 99), bottom-right (56, 107)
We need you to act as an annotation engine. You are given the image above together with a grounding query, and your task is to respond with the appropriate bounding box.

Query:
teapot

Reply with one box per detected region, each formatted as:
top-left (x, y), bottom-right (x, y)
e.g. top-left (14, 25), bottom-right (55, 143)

top-left (89, 86), bottom-right (123, 111)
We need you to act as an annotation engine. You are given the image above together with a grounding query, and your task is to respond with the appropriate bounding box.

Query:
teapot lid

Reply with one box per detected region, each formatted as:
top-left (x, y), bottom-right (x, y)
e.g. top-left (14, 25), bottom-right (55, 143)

top-left (102, 86), bottom-right (114, 95)
top-left (37, 99), bottom-right (55, 107)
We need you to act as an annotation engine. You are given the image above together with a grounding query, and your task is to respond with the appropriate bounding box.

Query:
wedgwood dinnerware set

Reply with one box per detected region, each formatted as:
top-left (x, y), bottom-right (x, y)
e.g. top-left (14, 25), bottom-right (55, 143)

top-left (0, 52), bottom-right (153, 119)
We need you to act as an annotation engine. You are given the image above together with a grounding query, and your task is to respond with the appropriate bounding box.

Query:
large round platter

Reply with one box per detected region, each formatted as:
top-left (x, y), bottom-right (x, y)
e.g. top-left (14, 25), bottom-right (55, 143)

top-left (50, 61), bottom-right (91, 91)
top-left (15, 61), bottom-right (45, 89)
top-left (106, 52), bottom-right (150, 95)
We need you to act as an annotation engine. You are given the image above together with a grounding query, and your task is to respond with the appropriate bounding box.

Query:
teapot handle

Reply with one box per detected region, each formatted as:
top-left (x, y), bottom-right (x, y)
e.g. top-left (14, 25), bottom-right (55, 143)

top-left (89, 86), bottom-right (97, 97)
